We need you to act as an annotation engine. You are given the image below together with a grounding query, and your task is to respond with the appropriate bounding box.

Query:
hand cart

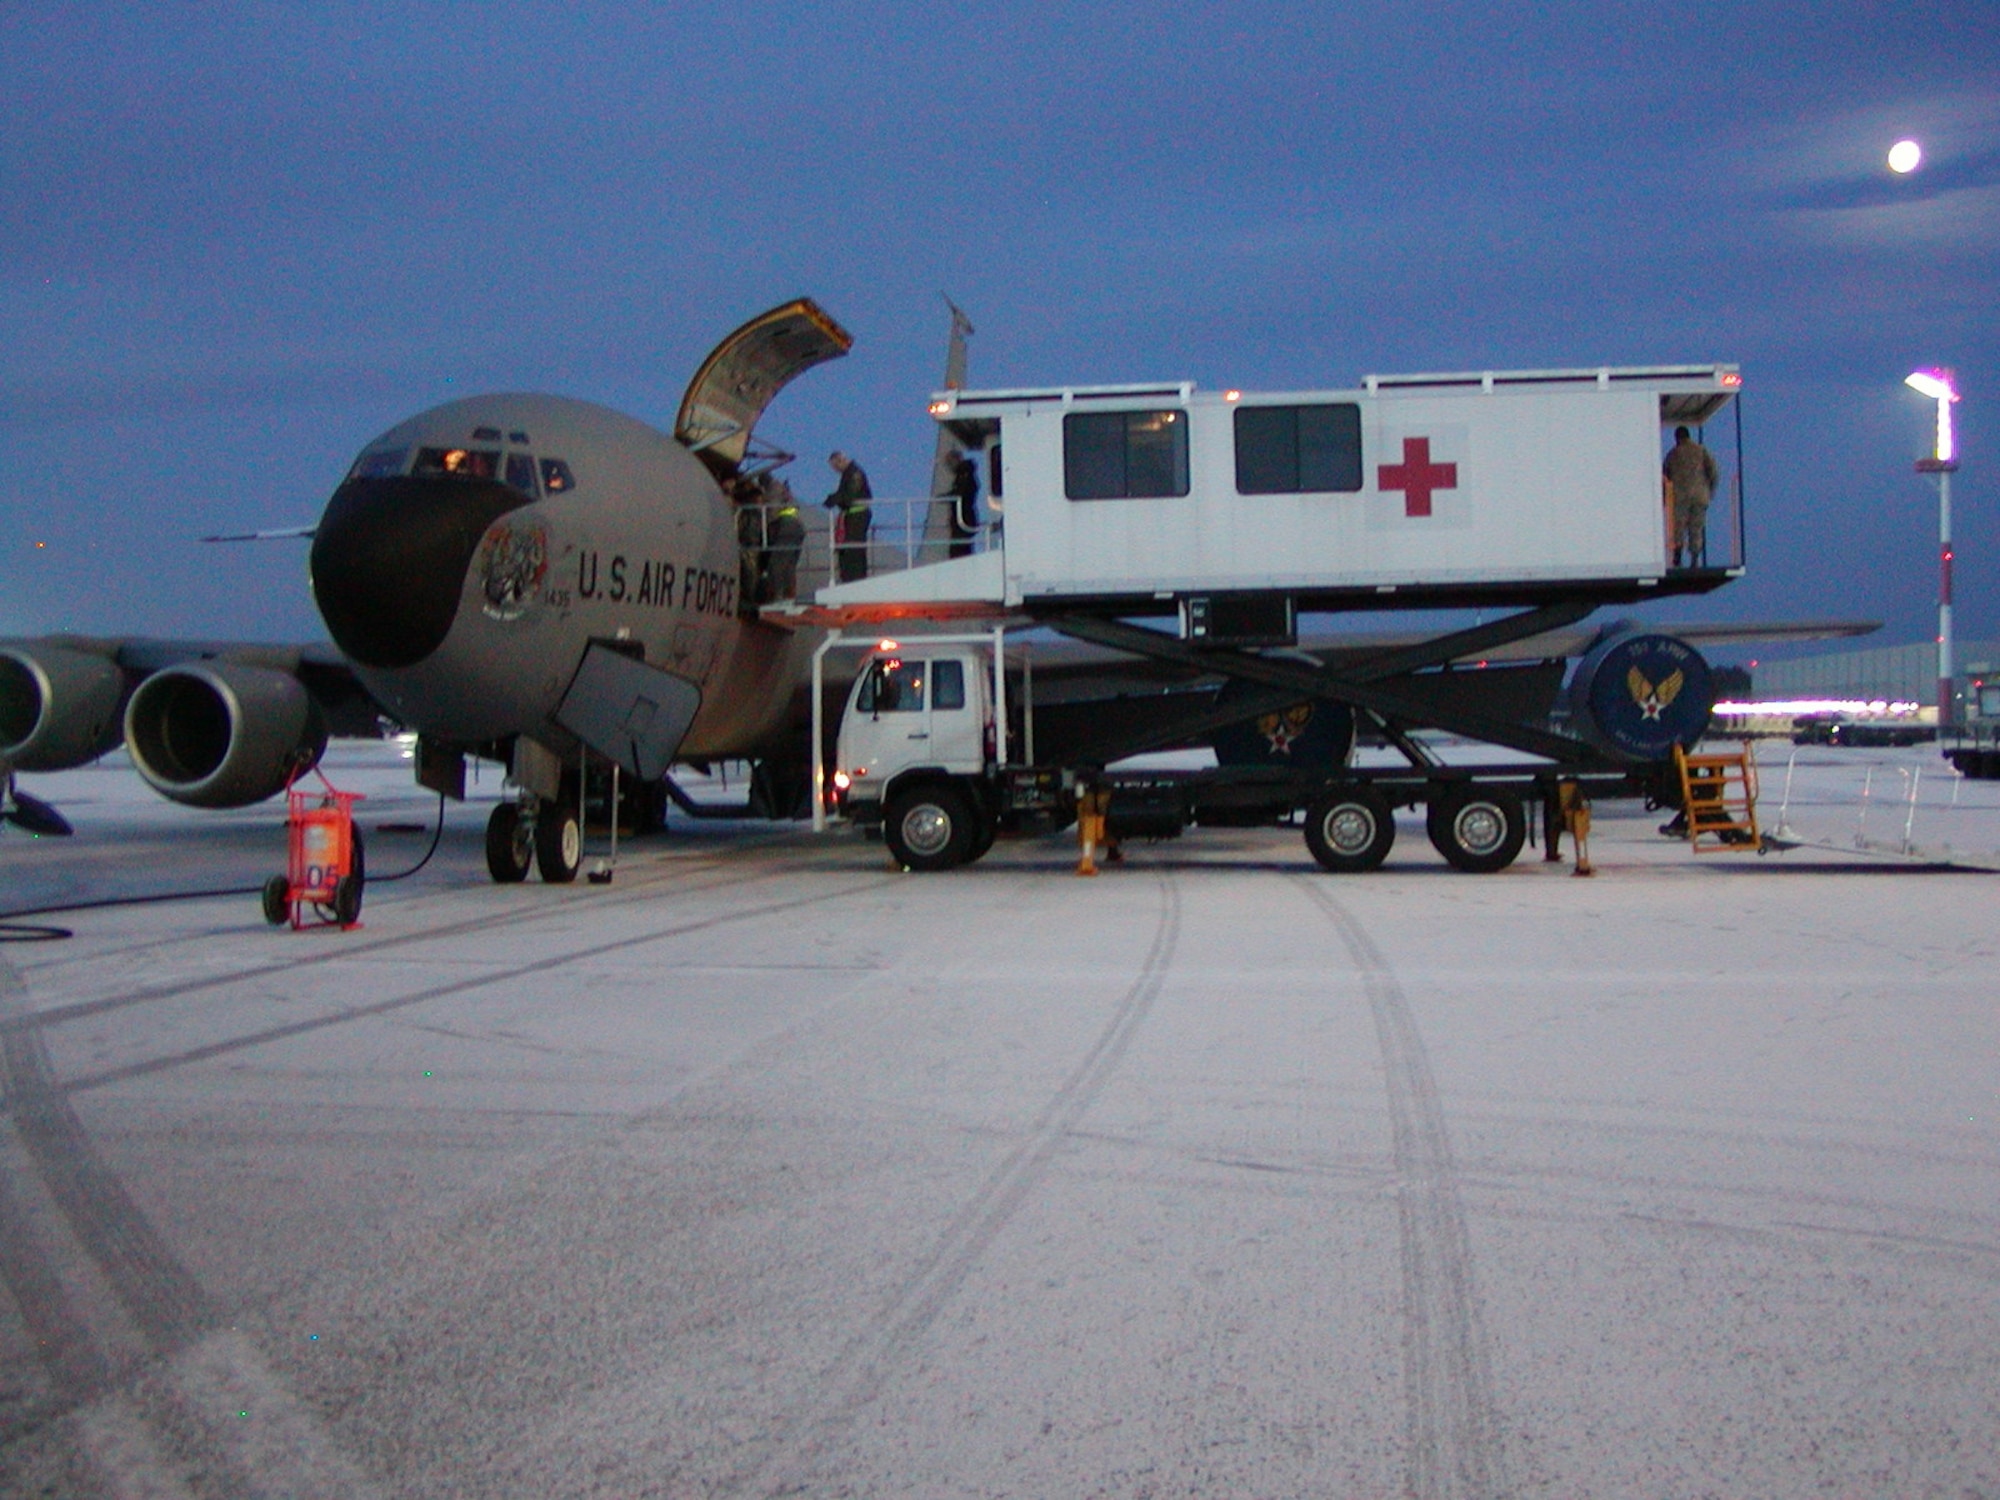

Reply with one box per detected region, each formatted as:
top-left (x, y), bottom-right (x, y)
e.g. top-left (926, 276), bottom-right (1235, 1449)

top-left (263, 768), bottom-right (365, 929)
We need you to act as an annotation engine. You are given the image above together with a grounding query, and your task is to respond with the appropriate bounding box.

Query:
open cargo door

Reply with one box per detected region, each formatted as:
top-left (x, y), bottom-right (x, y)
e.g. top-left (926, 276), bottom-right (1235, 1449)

top-left (675, 298), bottom-right (854, 480)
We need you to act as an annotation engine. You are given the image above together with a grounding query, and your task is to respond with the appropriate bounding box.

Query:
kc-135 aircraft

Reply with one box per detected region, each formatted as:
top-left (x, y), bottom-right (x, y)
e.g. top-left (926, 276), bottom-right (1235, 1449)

top-left (2, 298), bottom-right (1875, 882)
top-left (1, 299), bottom-right (859, 881)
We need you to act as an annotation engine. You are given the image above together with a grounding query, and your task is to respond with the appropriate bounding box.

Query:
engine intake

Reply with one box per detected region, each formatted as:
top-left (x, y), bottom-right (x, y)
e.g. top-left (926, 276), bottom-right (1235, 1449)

top-left (0, 644), bottom-right (129, 770)
top-left (124, 662), bottom-right (327, 808)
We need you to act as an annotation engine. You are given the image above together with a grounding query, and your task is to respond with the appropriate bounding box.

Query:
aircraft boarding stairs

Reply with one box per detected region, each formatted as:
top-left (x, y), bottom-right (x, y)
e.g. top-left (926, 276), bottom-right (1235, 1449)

top-left (1672, 741), bottom-right (1762, 853)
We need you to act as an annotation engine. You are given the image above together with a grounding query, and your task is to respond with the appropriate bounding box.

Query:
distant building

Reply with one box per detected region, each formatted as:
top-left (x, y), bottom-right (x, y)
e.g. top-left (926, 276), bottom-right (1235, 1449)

top-left (1752, 640), bottom-right (2000, 705)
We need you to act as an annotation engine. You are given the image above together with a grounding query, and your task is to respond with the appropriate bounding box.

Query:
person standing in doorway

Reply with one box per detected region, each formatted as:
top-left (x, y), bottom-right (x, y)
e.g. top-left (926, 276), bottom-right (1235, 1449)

top-left (825, 450), bottom-right (873, 582)
top-left (947, 448), bottom-right (980, 559)
top-left (1663, 425), bottom-right (1719, 568)
top-left (762, 472), bottom-right (805, 600)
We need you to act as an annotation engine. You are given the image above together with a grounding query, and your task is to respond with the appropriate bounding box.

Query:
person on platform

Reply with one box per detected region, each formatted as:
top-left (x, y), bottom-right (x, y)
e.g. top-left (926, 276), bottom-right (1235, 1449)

top-left (762, 472), bottom-right (805, 600)
top-left (824, 450), bottom-right (873, 582)
top-left (1663, 425), bottom-right (1719, 569)
top-left (947, 449), bottom-right (980, 559)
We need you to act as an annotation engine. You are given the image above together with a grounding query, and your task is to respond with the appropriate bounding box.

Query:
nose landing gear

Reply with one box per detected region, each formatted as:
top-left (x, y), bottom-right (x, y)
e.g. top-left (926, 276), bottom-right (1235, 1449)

top-left (485, 796), bottom-right (582, 884)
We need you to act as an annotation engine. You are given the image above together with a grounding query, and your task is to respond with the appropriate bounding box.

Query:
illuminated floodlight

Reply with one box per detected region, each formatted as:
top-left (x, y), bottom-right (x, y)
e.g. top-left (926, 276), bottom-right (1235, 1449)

top-left (1905, 367), bottom-right (1959, 463)
top-left (1905, 368), bottom-right (1955, 402)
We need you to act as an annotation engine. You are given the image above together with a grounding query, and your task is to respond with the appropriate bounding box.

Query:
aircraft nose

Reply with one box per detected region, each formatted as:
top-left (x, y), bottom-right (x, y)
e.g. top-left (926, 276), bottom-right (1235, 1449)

top-left (310, 475), bottom-right (533, 670)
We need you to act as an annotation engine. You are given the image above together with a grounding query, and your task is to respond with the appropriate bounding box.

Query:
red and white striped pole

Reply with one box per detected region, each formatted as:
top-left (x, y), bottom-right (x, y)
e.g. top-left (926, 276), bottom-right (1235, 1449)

top-left (1908, 368), bottom-right (1961, 728)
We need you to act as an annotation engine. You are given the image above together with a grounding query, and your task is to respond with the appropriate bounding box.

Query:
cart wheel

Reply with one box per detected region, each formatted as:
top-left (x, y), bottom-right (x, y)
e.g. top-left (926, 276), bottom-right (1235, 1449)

top-left (485, 804), bottom-right (533, 883)
top-left (536, 808), bottom-right (582, 884)
top-left (261, 875), bottom-right (290, 926)
top-left (1426, 784), bottom-right (1526, 873)
top-left (332, 872), bottom-right (364, 926)
top-left (1304, 784), bottom-right (1395, 873)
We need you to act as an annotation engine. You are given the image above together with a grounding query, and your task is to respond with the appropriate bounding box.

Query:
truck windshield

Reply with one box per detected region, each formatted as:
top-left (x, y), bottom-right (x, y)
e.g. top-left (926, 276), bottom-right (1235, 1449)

top-left (859, 659), bottom-right (926, 713)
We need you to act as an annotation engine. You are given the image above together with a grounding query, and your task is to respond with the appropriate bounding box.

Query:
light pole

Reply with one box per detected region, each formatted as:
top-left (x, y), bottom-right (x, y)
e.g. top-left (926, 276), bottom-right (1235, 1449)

top-left (1905, 368), bottom-right (1962, 726)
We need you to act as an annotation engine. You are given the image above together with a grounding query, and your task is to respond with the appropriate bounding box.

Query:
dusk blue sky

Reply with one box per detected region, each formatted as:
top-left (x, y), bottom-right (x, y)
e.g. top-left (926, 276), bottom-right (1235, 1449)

top-left (4, 3), bottom-right (1995, 670)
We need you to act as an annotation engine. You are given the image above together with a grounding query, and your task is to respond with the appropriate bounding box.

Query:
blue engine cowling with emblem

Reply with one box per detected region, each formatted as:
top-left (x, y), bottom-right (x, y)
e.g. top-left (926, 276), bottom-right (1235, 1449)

top-left (1209, 680), bottom-right (1357, 770)
top-left (1567, 629), bottom-right (1714, 762)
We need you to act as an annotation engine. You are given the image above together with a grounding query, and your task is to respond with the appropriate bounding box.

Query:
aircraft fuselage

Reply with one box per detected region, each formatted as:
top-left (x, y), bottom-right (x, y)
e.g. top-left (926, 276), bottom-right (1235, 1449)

top-left (310, 392), bottom-right (812, 762)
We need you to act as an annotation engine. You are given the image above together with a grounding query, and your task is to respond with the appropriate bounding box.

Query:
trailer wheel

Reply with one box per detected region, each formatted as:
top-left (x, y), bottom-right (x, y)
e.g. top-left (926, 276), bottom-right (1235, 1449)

top-left (536, 806), bottom-right (582, 884)
top-left (885, 784), bottom-right (975, 871)
top-left (1304, 784), bottom-right (1396, 873)
top-left (485, 803), bottom-right (533, 883)
top-left (1426, 785), bottom-right (1526, 873)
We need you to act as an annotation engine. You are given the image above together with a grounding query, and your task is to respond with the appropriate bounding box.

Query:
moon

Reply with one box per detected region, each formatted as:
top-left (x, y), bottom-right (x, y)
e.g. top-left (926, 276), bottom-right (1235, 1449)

top-left (1888, 139), bottom-right (1923, 174)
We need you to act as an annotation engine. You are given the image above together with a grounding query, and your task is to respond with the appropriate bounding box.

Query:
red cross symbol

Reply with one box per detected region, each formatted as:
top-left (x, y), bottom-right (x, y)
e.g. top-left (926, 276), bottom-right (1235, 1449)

top-left (1377, 436), bottom-right (1458, 518)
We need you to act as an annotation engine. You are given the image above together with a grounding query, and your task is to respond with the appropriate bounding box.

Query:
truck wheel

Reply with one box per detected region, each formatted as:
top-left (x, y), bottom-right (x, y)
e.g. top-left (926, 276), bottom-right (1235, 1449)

top-left (1426, 785), bottom-right (1526, 873)
top-left (885, 784), bottom-right (975, 871)
top-left (485, 803), bottom-right (533, 883)
top-left (1304, 784), bottom-right (1395, 873)
top-left (261, 874), bottom-right (290, 926)
top-left (536, 806), bottom-right (582, 883)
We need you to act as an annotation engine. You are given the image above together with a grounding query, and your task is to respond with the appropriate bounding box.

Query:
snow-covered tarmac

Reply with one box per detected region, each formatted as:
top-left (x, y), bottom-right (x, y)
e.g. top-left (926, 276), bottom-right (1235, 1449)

top-left (2, 742), bottom-right (1997, 1498)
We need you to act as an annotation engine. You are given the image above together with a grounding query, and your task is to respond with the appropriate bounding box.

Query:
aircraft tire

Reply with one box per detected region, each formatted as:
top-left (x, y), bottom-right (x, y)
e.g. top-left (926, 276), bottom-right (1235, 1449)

top-left (261, 875), bottom-right (290, 926)
top-left (485, 803), bottom-right (533, 883)
top-left (536, 807), bottom-right (582, 884)
top-left (1426, 784), bottom-right (1526, 874)
top-left (1304, 784), bottom-right (1395, 873)
top-left (884, 783), bottom-right (975, 872)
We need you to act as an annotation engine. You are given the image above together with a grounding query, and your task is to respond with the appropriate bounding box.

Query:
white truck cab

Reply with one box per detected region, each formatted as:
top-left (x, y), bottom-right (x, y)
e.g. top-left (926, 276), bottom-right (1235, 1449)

top-left (834, 644), bottom-right (1000, 867)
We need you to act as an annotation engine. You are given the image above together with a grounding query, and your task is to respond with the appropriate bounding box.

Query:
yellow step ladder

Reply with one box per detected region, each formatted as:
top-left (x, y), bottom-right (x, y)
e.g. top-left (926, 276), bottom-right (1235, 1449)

top-left (1672, 741), bottom-right (1761, 853)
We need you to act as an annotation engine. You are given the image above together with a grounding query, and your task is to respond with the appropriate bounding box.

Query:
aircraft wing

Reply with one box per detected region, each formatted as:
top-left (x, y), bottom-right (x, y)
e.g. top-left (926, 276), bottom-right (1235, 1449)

top-left (0, 634), bottom-right (391, 808)
top-left (675, 297), bottom-right (854, 477)
top-left (1354, 616), bottom-right (1882, 667)
top-left (915, 617), bottom-right (1881, 696)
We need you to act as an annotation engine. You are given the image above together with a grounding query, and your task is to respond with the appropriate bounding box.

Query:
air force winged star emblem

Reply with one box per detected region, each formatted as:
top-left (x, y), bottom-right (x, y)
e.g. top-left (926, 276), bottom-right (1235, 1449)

top-left (1258, 704), bottom-right (1314, 754)
top-left (1627, 665), bottom-right (1685, 722)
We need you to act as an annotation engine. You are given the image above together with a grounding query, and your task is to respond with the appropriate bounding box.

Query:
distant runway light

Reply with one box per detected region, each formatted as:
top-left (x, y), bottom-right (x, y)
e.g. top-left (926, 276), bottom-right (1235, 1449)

top-left (1888, 139), bottom-right (1923, 174)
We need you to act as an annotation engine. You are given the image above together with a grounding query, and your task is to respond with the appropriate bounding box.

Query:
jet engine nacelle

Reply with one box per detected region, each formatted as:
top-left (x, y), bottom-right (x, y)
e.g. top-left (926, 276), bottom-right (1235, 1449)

top-left (1567, 629), bottom-right (1715, 763)
top-left (124, 662), bottom-right (328, 808)
top-left (0, 643), bottom-right (129, 771)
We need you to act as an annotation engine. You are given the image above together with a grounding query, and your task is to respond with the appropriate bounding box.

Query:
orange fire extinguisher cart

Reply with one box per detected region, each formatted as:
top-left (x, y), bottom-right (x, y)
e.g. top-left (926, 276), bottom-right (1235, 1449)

top-left (263, 768), bottom-right (365, 929)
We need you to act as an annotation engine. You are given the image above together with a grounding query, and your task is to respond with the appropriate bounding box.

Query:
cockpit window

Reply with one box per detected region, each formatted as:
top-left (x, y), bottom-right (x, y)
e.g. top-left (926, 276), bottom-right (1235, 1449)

top-left (414, 447), bottom-right (501, 480)
top-left (347, 447), bottom-right (408, 480)
top-left (504, 453), bottom-right (540, 497)
top-left (541, 458), bottom-right (576, 494)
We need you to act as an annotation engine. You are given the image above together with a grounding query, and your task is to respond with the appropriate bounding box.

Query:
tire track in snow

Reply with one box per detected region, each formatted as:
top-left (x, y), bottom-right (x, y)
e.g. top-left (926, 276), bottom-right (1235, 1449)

top-left (740, 869), bottom-right (1183, 1495)
top-left (1, 954), bottom-right (390, 1498)
top-left (1295, 876), bottom-right (1509, 1500)
top-left (4, 849), bottom-right (843, 1043)
top-left (0, 956), bottom-right (116, 1440)
top-left (58, 872), bottom-right (908, 1095)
